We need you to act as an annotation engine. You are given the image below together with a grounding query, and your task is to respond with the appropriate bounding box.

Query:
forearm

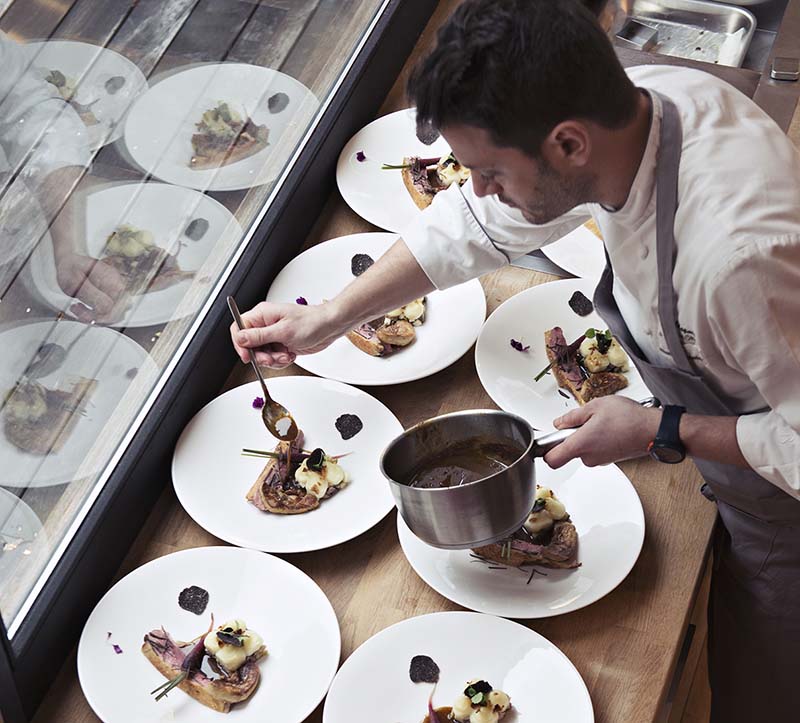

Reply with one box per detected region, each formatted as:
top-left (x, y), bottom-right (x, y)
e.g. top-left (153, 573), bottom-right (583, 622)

top-left (325, 238), bottom-right (435, 335)
top-left (680, 413), bottom-right (749, 468)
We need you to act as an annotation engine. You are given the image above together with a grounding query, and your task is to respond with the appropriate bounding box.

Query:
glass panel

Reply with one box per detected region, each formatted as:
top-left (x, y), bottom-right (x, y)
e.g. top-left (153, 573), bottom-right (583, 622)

top-left (0, 0), bottom-right (386, 631)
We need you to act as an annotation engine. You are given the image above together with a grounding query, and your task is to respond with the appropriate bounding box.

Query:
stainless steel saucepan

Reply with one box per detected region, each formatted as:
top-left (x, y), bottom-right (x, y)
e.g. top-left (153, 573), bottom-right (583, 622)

top-left (380, 399), bottom-right (658, 550)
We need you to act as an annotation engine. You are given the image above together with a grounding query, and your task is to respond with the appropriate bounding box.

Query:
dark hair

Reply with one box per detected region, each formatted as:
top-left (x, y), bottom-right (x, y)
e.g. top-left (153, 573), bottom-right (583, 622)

top-left (408, 0), bottom-right (639, 156)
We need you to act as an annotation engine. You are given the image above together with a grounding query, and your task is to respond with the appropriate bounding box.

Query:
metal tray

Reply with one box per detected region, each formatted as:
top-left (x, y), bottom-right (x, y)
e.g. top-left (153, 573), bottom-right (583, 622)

top-left (626, 0), bottom-right (756, 67)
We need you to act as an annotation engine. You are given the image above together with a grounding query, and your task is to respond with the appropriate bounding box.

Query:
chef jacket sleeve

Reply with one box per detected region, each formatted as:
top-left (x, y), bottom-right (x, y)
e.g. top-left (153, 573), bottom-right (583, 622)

top-left (707, 234), bottom-right (800, 497)
top-left (0, 32), bottom-right (90, 188)
top-left (401, 178), bottom-right (591, 289)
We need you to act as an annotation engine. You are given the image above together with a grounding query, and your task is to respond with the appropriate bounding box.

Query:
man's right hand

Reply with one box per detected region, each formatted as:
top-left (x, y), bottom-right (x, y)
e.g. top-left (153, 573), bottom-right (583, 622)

top-left (230, 300), bottom-right (344, 369)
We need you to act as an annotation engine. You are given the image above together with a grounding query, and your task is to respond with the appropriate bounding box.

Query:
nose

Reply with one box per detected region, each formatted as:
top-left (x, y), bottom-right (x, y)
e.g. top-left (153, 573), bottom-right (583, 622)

top-left (472, 175), bottom-right (501, 198)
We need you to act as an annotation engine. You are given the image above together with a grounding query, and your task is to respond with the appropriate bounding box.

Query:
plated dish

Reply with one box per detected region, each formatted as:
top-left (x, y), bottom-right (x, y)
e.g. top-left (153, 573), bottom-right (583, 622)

top-left (0, 320), bottom-right (156, 488)
top-left (25, 40), bottom-right (148, 150)
top-left (541, 221), bottom-right (606, 280)
top-left (123, 63), bottom-right (319, 191)
top-left (475, 278), bottom-right (650, 432)
top-left (172, 376), bottom-right (402, 553)
top-left (322, 611), bottom-right (594, 722)
top-left (26, 182), bottom-right (240, 327)
top-left (0, 488), bottom-right (44, 595)
top-left (336, 108), bottom-right (455, 232)
top-left (77, 546), bottom-right (340, 722)
top-left (397, 459), bottom-right (644, 619)
top-left (266, 232), bottom-right (486, 385)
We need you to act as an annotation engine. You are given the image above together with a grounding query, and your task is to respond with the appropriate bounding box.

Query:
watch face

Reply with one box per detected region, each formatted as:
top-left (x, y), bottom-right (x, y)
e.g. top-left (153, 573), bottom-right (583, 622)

top-left (650, 445), bottom-right (685, 464)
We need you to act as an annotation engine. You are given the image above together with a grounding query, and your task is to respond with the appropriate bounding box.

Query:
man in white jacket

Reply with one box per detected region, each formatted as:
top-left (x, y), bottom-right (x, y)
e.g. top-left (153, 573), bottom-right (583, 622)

top-left (231, 2), bottom-right (800, 717)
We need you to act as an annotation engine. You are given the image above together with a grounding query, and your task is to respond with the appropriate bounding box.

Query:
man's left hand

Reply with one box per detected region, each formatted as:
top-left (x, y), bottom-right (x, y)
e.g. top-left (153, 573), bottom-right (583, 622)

top-left (543, 396), bottom-right (661, 469)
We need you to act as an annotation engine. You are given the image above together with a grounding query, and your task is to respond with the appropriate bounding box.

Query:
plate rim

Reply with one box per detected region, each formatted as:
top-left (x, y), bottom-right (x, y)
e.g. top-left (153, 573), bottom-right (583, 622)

top-left (76, 545), bottom-right (342, 723)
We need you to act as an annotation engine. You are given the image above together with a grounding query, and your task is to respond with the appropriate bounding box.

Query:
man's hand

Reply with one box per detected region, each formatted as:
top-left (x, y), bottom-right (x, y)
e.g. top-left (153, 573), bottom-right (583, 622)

top-left (543, 396), bottom-right (660, 469)
top-left (231, 301), bottom-right (344, 368)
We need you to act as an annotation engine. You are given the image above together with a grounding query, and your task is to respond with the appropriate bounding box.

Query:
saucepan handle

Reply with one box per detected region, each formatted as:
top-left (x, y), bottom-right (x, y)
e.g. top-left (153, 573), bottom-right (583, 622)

top-left (530, 396), bottom-right (661, 458)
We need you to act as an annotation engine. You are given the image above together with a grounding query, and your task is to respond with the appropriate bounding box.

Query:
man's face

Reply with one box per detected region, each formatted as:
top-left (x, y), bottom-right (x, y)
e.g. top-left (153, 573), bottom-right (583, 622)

top-left (442, 124), bottom-right (591, 225)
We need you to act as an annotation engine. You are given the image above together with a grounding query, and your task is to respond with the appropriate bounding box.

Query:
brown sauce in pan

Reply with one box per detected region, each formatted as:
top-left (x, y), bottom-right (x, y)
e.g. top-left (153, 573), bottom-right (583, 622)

top-left (405, 439), bottom-right (524, 489)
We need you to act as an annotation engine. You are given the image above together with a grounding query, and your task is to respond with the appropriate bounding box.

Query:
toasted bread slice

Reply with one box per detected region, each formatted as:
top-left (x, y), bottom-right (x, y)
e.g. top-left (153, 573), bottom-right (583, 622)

top-left (3, 377), bottom-right (97, 456)
top-left (472, 519), bottom-right (580, 569)
top-left (190, 130), bottom-right (268, 170)
top-left (545, 327), bottom-right (627, 405)
top-left (401, 157), bottom-right (435, 210)
top-left (142, 629), bottom-right (266, 713)
top-left (346, 322), bottom-right (387, 356)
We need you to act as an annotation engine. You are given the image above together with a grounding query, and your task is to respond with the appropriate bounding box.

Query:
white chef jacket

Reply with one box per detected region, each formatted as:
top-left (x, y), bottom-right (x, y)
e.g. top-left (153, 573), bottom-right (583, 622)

top-left (0, 31), bottom-right (89, 187)
top-left (403, 64), bottom-right (800, 497)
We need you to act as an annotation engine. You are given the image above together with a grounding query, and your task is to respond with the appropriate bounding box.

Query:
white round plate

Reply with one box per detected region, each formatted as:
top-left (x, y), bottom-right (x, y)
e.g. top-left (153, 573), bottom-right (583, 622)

top-left (26, 182), bottom-right (241, 327)
top-left (398, 460), bottom-right (644, 619)
top-left (172, 376), bottom-right (403, 553)
top-left (78, 546), bottom-right (340, 723)
top-left (336, 108), bottom-right (451, 232)
top-left (475, 278), bottom-right (650, 433)
top-left (541, 224), bottom-right (606, 280)
top-left (124, 63), bottom-right (318, 191)
top-left (25, 40), bottom-right (148, 150)
top-left (0, 320), bottom-right (157, 488)
top-left (266, 233), bottom-right (486, 385)
top-left (0, 488), bottom-right (45, 581)
top-left (323, 611), bottom-right (594, 723)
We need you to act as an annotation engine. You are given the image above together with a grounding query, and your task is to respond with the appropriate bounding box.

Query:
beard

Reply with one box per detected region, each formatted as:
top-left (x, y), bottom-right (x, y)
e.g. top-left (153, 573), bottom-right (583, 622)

top-left (518, 159), bottom-right (595, 225)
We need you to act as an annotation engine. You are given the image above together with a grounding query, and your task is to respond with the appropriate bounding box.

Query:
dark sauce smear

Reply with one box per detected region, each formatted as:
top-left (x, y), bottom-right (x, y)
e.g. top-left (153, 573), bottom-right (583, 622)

top-left (178, 586), bottom-right (209, 615)
top-left (351, 253), bottom-right (374, 276)
top-left (568, 290), bottom-right (594, 317)
top-left (335, 414), bottom-right (363, 440)
top-left (405, 439), bottom-right (524, 489)
top-left (410, 654), bottom-right (440, 684)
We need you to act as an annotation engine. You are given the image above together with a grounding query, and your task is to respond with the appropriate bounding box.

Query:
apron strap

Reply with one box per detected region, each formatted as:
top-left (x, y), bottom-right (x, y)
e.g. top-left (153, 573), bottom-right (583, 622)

top-left (654, 93), bottom-right (695, 375)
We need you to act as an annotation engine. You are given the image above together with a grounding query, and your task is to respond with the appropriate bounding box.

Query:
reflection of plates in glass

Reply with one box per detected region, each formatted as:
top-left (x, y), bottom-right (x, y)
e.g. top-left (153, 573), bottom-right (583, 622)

top-left (26, 182), bottom-right (241, 328)
top-left (24, 40), bottom-right (148, 151)
top-left (78, 546), bottom-right (341, 723)
top-left (323, 611), bottom-right (594, 723)
top-left (0, 487), bottom-right (45, 582)
top-left (123, 63), bottom-right (319, 191)
top-left (336, 108), bottom-right (452, 233)
top-left (475, 278), bottom-right (651, 433)
top-left (541, 224), bottom-right (606, 280)
top-left (398, 460), bottom-right (644, 620)
top-left (0, 320), bottom-right (157, 488)
top-left (266, 232), bottom-right (486, 385)
top-left (173, 377), bottom-right (402, 553)
top-left (0, 177), bottom-right (50, 297)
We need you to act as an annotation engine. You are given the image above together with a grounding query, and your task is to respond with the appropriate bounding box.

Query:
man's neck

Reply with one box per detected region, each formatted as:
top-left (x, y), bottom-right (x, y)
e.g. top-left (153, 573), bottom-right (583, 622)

top-left (591, 90), bottom-right (653, 211)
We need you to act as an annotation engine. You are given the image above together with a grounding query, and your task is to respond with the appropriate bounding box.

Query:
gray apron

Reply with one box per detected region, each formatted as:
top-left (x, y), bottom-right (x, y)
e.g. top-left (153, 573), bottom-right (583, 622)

top-left (593, 93), bottom-right (800, 721)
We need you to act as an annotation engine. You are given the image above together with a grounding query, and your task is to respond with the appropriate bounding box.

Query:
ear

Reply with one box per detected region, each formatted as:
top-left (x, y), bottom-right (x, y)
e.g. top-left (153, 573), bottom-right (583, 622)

top-left (542, 121), bottom-right (591, 169)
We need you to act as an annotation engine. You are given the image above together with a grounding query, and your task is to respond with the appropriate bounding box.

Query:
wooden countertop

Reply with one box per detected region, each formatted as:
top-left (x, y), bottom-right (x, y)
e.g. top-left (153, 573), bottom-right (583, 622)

top-left (32, 2), bottom-right (724, 721)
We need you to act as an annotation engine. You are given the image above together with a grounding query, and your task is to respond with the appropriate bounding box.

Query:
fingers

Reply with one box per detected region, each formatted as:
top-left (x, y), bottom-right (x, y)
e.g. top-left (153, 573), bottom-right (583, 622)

top-left (543, 434), bottom-right (584, 469)
top-left (553, 403), bottom-right (593, 430)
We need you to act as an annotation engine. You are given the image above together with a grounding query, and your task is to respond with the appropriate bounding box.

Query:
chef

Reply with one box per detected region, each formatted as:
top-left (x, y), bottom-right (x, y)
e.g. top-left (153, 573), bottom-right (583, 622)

top-left (230, 1), bottom-right (800, 718)
top-left (0, 31), bottom-right (124, 314)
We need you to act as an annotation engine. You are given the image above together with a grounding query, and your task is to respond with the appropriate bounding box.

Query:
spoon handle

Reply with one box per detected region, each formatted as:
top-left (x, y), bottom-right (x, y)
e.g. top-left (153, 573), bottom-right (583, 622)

top-left (227, 296), bottom-right (272, 402)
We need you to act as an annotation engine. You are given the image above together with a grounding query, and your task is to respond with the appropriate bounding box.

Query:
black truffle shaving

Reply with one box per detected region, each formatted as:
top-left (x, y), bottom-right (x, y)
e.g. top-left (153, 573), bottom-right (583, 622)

top-left (409, 654), bottom-right (440, 684)
top-left (351, 253), bottom-right (374, 276)
top-left (104, 75), bottom-right (126, 94)
top-left (416, 121), bottom-right (440, 145)
top-left (465, 680), bottom-right (493, 696)
top-left (335, 414), bottom-right (363, 440)
top-left (568, 291), bottom-right (594, 317)
top-left (178, 585), bottom-right (209, 615)
top-left (216, 631), bottom-right (244, 647)
top-left (267, 92), bottom-right (290, 114)
top-left (185, 218), bottom-right (209, 241)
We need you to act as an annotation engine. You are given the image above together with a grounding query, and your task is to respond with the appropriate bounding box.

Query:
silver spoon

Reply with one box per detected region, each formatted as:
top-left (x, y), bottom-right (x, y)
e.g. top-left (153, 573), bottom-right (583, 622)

top-left (227, 296), bottom-right (298, 443)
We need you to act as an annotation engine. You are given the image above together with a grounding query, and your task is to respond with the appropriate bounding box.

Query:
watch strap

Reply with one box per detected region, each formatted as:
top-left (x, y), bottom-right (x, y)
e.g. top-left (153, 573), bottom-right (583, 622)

top-left (655, 404), bottom-right (686, 446)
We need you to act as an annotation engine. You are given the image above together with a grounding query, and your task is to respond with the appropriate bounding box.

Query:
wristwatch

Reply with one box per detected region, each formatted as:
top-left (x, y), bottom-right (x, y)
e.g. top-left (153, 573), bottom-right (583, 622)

top-left (648, 405), bottom-right (686, 464)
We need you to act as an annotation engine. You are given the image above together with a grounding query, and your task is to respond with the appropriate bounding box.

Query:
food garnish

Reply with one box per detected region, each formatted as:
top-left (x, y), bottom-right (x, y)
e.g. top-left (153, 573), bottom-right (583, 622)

top-left (184, 218), bottom-right (209, 241)
top-left (350, 253), bottom-right (374, 276)
top-left (335, 413), bottom-right (363, 440)
top-left (409, 654), bottom-right (440, 684)
top-left (150, 615), bottom-right (214, 702)
top-left (510, 338), bottom-right (529, 352)
top-left (355, 150), bottom-right (366, 162)
top-left (267, 92), bottom-right (289, 114)
top-left (295, 296), bottom-right (308, 305)
top-left (568, 290), bottom-right (594, 316)
top-left (534, 332), bottom-right (587, 382)
top-left (190, 102), bottom-right (269, 169)
top-left (106, 632), bottom-right (124, 654)
top-left (178, 585), bottom-right (209, 615)
top-left (252, 397), bottom-right (265, 409)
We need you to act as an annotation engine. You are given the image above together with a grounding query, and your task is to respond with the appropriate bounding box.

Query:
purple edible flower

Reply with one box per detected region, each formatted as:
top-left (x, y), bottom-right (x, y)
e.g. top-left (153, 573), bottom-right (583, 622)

top-left (252, 396), bottom-right (265, 409)
top-left (355, 150), bottom-right (366, 162)
top-left (295, 296), bottom-right (308, 305)
top-left (113, 644), bottom-right (123, 655)
top-left (510, 338), bottom-right (530, 352)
